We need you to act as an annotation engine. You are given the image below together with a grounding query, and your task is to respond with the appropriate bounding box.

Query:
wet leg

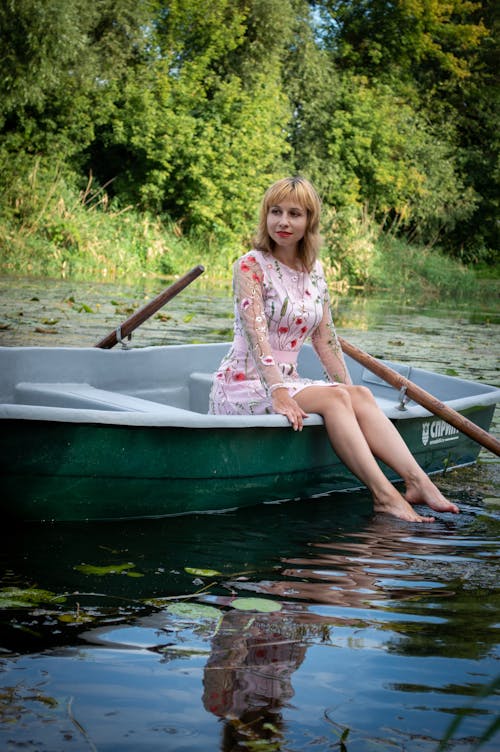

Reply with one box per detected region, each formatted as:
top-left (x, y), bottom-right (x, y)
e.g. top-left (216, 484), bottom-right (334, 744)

top-left (295, 386), bottom-right (435, 522)
top-left (347, 386), bottom-right (459, 514)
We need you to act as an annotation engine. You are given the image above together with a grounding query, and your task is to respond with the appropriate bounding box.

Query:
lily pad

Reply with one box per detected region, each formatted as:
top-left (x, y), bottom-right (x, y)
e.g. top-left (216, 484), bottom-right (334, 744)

top-left (74, 562), bottom-right (138, 576)
top-left (35, 326), bottom-right (58, 334)
top-left (0, 587), bottom-right (66, 609)
top-left (184, 567), bottom-right (221, 577)
top-left (165, 602), bottom-right (221, 621)
top-left (58, 612), bottom-right (95, 624)
top-left (231, 598), bottom-right (282, 613)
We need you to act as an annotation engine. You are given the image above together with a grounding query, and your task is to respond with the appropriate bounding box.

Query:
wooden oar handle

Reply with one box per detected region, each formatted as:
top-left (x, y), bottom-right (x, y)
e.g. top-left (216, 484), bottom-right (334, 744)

top-left (339, 336), bottom-right (500, 457)
top-left (95, 265), bottom-right (205, 349)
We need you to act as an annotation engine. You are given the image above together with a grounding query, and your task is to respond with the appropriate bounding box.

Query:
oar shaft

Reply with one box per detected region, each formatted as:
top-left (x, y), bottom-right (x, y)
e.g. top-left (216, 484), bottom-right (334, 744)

top-left (95, 265), bottom-right (205, 349)
top-left (339, 336), bottom-right (500, 457)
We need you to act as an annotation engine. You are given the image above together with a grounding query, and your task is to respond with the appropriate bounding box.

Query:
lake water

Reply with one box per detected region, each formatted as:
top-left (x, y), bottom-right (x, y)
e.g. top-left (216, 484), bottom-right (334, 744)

top-left (0, 275), bottom-right (499, 751)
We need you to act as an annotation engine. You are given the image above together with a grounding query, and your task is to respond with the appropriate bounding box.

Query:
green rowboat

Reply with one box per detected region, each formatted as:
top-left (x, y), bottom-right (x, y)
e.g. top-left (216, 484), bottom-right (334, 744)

top-left (0, 343), bottom-right (498, 522)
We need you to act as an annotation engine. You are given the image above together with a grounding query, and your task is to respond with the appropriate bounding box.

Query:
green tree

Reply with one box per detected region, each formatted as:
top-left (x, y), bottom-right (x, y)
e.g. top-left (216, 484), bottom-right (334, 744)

top-left (87, 0), bottom-right (292, 236)
top-left (0, 0), bottom-right (150, 157)
top-left (316, 0), bottom-right (487, 90)
top-left (314, 0), bottom-right (497, 258)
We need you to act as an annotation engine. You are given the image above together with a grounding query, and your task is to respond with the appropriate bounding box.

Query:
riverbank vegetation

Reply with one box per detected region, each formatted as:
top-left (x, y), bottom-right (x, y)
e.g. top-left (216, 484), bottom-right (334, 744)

top-left (1, 1), bottom-right (497, 295)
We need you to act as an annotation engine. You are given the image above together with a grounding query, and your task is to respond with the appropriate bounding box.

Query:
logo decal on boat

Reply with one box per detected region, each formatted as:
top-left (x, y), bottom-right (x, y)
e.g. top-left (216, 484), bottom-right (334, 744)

top-left (422, 420), bottom-right (460, 446)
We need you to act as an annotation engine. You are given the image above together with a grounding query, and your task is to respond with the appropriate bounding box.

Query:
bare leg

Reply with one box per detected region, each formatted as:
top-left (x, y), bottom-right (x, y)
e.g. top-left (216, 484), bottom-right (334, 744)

top-left (295, 386), bottom-right (435, 522)
top-left (346, 386), bottom-right (459, 514)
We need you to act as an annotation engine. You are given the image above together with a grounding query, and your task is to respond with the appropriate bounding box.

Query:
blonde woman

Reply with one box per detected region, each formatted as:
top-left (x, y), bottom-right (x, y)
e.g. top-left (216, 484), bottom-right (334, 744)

top-left (209, 176), bottom-right (458, 522)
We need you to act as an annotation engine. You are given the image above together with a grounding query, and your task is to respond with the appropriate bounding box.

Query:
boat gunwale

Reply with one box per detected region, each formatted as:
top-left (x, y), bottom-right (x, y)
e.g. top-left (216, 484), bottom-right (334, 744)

top-left (1, 389), bottom-right (499, 429)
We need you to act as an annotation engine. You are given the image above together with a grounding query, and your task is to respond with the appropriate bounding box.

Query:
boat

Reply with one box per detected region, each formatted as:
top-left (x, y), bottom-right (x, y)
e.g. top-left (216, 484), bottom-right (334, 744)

top-left (0, 342), bottom-right (498, 522)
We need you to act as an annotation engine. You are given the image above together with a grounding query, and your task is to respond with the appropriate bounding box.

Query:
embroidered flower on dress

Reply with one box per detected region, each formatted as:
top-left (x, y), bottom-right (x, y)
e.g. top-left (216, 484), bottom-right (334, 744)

top-left (240, 262), bottom-right (250, 272)
top-left (290, 339), bottom-right (298, 348)
top-left (261, 355), bottom-right (275, 366)
top-left (296, 317), bottom-right (303, 325)
top-left (234, 372), bottom-right (246, 381)
top-left (241, 298), bottom-right (251, 309)
top-left (278, 326), bottom-right (289, 333)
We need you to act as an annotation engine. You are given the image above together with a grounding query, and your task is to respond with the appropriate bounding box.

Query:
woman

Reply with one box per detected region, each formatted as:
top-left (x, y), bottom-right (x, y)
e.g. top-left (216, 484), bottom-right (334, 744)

top-left (209, 176), bottom-right (459, 522)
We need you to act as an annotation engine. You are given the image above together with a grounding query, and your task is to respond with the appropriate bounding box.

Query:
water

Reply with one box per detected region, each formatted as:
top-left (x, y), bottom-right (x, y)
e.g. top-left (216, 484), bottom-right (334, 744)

top-left (1, 276), bottom-right (499, 751)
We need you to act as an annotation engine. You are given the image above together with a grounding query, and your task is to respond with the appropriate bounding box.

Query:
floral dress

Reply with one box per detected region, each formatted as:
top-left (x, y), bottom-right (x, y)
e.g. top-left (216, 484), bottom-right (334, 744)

top-left (209, 249), bottom-right (351, 415)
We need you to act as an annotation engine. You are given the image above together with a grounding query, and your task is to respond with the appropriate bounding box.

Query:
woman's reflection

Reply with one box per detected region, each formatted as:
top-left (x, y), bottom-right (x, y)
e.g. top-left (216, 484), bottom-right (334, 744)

top-left (202, 608), bottom-right (306, 749)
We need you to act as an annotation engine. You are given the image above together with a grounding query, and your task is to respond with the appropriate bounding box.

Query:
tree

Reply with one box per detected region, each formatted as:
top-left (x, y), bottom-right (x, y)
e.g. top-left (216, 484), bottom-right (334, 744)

top-left (315, 0), bottom-right (488, 92)
top-left (0, 0), bottom-right (150, 156)
top-left (314, 0), bottom-right (497, 257)
top-left (86, 0), bottom-right (293, 235)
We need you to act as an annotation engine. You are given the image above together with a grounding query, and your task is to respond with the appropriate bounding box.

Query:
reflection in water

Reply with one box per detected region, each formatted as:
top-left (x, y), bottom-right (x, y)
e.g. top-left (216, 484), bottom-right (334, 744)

top-left (1, 472), bottom-right (499, 749)
top-left (195, 511), bottom-right (500, 749)
top-left (202, 610), bottom-right (306, 750)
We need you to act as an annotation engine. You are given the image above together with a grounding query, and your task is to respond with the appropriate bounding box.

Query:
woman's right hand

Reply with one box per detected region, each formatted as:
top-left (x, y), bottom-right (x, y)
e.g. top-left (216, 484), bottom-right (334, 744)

top-left (272, 388), bottom-right (309, 431)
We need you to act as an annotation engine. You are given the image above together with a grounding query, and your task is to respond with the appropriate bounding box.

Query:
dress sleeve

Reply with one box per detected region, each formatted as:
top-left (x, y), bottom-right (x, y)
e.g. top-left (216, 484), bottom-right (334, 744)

top-left (311, 265), bottom-right (352, 385)
top-left (233, 254), bottom-right (286, 395)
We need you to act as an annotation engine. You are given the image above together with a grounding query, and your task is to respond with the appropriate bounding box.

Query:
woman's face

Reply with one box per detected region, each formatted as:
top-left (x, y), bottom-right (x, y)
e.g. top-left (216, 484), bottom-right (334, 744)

top-left (266, 198), bottom-right (308, 253)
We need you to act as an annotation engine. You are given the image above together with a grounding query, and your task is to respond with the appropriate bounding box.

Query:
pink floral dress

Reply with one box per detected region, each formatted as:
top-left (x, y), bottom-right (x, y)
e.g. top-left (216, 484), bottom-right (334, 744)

top-left (209, 249), bottom-right (351, 415)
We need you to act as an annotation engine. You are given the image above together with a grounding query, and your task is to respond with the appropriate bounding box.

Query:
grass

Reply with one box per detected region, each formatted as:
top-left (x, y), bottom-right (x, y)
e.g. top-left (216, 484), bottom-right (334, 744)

top-left (370, 236), bottom-right (478, 299)
top-left (0, 163), bottom-right (485, 297)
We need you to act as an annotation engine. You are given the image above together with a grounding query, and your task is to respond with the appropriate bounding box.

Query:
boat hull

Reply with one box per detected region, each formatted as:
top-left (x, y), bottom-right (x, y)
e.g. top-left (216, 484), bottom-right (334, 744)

top-left (1, 404), bottom-right (495, 521)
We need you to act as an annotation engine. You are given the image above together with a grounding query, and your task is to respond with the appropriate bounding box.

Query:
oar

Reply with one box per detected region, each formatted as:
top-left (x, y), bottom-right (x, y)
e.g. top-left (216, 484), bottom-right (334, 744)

top-left (339, 336), bottom-right (500, 457)
top-left (95, 265), bottom-right (205, 349)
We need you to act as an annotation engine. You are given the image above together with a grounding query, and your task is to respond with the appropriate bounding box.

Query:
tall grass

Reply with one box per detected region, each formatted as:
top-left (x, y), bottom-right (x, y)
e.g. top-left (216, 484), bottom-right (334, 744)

top-left (371, 236), bottom-right (477, 298)
top-left (321, 204), bottom-right (477, 298)
top-left (0, 160), bottom-right (239, 282)
top-left (0, 159), bottom-right (480, 297)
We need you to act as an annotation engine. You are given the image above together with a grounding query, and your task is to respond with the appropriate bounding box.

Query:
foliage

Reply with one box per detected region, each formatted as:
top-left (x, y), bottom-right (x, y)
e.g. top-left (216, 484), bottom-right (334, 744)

top-left (290, 72), bottom-right (477, 245)
top-left (315, 0), bottom-right (498, 256)
top-left (84, 0), bottom-right (291, 235)
top-left (0, 155), bottom-right (480, 296)
top-left (0, 0), bottom-right (497, 281)
top-left (321, 204), bottom-right (380, 287)
top-left (317, 0), bottom-right (488, 87)
top-left (0, 158), bottom-right (174, 279)
top-left (370, 236), bottom-right (478, 298)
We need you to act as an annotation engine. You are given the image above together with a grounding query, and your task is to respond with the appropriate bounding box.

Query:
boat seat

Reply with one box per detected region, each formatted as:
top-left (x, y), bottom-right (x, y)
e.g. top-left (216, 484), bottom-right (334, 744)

top-left (14, 382), bottom-right (180, 413)
top-left (188, 371), bottom-right (214, 413)
top-left (186, 371), bottom-right (405, 415)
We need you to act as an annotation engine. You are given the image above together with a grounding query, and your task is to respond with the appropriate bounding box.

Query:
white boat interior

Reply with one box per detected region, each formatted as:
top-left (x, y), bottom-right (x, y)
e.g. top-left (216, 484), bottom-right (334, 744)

top-left (0, 343), bottom-right (498, 428)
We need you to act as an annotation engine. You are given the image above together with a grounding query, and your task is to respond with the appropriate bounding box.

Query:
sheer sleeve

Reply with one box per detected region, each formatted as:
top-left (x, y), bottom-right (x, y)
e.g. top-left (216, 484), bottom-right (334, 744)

top-left (311, 266), bottom-right (352, 385)
top-left (233, 254), bottom-right (286, 394)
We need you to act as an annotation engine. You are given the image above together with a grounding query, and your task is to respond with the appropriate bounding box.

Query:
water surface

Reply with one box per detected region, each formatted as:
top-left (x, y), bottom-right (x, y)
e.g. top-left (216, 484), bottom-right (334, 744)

top-left (0, 276), bottom-right (499, 751)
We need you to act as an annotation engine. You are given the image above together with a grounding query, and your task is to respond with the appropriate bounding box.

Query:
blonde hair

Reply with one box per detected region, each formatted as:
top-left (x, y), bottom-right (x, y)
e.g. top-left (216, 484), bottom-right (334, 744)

top-left (253, 176), bottom-right (322, 272)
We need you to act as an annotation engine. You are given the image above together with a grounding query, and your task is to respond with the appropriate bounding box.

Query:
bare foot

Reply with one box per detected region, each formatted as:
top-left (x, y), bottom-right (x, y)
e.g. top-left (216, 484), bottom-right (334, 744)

top-left (373, 488), bottom-right (435, 523)
top-left (405, 474), bottom-right (459, 514)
